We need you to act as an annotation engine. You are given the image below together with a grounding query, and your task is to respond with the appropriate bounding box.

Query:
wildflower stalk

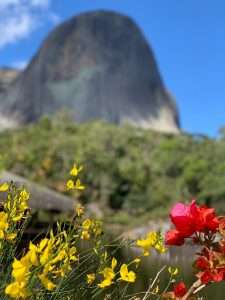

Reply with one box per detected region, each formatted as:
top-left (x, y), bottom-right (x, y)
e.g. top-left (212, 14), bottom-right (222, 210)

top-left (143, 265), bottom-right (166, 300)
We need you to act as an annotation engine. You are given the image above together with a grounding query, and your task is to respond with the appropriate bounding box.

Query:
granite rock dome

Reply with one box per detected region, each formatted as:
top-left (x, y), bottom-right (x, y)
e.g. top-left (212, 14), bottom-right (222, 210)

top-left (1, 10), bottom-right (180, 133)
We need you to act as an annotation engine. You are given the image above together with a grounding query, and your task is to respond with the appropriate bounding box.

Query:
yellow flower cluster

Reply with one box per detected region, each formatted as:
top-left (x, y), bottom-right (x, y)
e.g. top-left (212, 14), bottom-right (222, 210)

top-left (0, 212), bottom-right (17, 241)
top-left (98, 257), bottom-right (136, 288)
top-left (0, 183), bottom-right (30, 243)
top-left (5, 230), bottom-right (78, 298)
top-left (2, 165), bottom-right (169, 299)
top-left (81, 218), bottom-right (102, 240)
top-left (66, 164), bottom-right (85, 190)
top-left (4, 187), bottom-right (29, 222)
top-left (136, 231), bottom-right (166, 256)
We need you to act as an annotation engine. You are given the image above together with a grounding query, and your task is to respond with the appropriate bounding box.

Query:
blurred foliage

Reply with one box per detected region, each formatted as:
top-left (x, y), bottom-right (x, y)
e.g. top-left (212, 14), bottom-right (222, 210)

top-left (0, 113), bottom-right (224, 225)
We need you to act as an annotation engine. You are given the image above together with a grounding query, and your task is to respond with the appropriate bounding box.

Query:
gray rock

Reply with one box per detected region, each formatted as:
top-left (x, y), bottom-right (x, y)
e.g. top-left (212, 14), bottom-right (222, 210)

top-left (1, 10), bottom-right (180, 133)
top-left (0, 171), bottom-right (75, 211)
top-left (0, 67), bottom-right (19, 94)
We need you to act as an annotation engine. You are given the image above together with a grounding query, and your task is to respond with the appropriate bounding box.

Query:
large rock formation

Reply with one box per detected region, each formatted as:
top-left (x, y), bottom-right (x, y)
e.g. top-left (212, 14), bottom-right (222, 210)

top-left (0, 67), bottom-right (20, 94)
top-left (0, 10), bottom-right (180, 133)
top-left (0, 68), bottom-right (21, 129)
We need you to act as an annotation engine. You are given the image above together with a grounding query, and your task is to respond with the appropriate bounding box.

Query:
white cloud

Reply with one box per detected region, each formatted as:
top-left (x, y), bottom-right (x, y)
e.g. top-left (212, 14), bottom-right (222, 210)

top-left (0, 0), bottom-right (58, 49)
top-left (11, 59), bottom-right (28, 69)
top-left (0, 14), bottom-right (34, 48)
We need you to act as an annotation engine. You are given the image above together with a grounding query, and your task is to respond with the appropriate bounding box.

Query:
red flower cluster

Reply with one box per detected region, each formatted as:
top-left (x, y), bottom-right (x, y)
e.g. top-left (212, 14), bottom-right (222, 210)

top-left (165, 200), bottom-right (219, 246)
top-left (165, 200), bottom-right (225, 297)
top-left (195, 243), bottom-right (225, 284)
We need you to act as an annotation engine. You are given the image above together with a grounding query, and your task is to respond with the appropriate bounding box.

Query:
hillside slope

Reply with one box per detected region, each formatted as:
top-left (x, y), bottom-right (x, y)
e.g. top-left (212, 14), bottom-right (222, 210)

top-left (0, 116), bottom-right (224, 226)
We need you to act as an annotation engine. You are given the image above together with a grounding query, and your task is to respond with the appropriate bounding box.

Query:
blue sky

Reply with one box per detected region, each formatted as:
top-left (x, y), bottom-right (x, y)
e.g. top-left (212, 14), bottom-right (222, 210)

top-left (0, 0), bottom-right (224, 137)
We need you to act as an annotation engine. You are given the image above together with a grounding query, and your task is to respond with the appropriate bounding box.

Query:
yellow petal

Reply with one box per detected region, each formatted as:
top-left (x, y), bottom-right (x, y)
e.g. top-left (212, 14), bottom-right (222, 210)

top-left (111, 257), bottom-right (117, 270)
top-left (0, 182), bottom-right (9, 192)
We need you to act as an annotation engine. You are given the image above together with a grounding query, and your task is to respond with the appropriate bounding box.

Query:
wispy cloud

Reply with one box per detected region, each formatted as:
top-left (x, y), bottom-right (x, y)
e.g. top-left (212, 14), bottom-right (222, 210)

top-left (0, 1), bottom-right (20, 9)
top-left (30, 0), bottom-right (50, 7)
top-left (11, 59), bottom-right (28, 69)
top-left (0, 0), bottom-right (58, 49)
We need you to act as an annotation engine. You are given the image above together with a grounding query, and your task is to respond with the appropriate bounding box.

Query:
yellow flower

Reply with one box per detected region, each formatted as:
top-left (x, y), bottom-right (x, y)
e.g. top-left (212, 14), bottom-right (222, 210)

top-left (154, 242), bottom-right (167, 254)
top-left (12, 256), bottom-right (30, 282)
top-left (5, 281), bottom-right (29, 299)
top-left (98, 258), bottom-right (117, 288)
top-left (81, 230), bottom-right (90, 240)
top-left (6, 232), bottom-right (17, 241)
top-left (168, 266), bottom-right (179, 276)
top-left (74, 179), bottom-right (85, 190)
top-left (82, 219), bottom-right (92, 230)
top-left (119, 264), bottom-right (136, 283)
top-left (111, 257), bottom-right (117, 270)
top-left (40, 242), bottom-right (52, 265)
top-left (39, 238), bottom-right (49, 251)
top-left (28, 242), bottom-right (39, 266)
top-left (70, 164), bottom-right (83, 177)
top-left (136, 239), bottom-right (152, 256)
top-left (0, 182), bottom-right (9, 192)
top-left (51, 249), bottom-right (66, 264)
top-left (75, 204), bottom-right (84, 217)
top-left (136, 231), bottom-right (166, 256)
top-left (38, 273), bottom-right (56, 291)
top-left (133, 258), bottom-right (141, 264)
top-left (0, 212), bottom-right (9, 239)
top-left (87, 273), bottom-right (96, 285)
top-left (67, 246), bottom-right (78, 262)
top-left (66, 179), bottom-right (74, 190)
top-left (67, 179), bottom-right (85, 190)
top-left (132, 257), bottom-right (141, 267)
top-left (98, 278), bottom-right (113, 288)
top-left (19, 189), bottom-right (30, 202)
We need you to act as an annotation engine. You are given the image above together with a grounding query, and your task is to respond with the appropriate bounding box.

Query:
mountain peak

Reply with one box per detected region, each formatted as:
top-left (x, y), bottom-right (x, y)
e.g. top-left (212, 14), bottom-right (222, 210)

top-left (1, 10), bottom-right (180, 133)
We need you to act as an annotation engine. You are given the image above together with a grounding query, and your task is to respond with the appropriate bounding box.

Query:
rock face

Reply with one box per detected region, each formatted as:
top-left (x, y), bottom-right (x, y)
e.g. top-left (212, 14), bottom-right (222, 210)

top-left (0, 67), bottom-right (20, 94)
top-left (0, 68), bottom-right (21, 129)
top-left (1, 10), bottom-right (180, 133)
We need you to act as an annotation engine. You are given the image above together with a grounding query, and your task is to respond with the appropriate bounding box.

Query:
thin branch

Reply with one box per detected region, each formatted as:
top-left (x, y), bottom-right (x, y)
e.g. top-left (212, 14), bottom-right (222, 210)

top-left (181, 279), bottom-right (202, 300)
top-left (142, 265), bottom-right (167, 300)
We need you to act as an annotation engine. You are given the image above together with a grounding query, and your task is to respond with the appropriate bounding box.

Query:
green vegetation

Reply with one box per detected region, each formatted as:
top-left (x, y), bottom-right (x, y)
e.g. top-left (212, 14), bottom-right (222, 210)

top-left (0, 114), bottom-right (225, 226)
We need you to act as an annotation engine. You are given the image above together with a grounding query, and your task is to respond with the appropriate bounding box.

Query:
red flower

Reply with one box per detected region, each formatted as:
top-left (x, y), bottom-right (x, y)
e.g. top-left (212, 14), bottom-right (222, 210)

top-left (165, 229), bottom-right (184, 246)
top-left (212, 271), bottom-right (224, 282)
top-left (170, 201), bottom-right (196, 237)
top-left (200, 270), bottom-right (213, 284)
top-left (194, 206), bottom-right (219, 232)
top-left (195, 257), bottom-right (209, 270)
top-left (200, 270), bottom-right (224, 284)
top-left (173, 281), bottom-right (187, 297)
top-left (168, 200), bottom-right (219, 242)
